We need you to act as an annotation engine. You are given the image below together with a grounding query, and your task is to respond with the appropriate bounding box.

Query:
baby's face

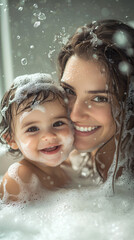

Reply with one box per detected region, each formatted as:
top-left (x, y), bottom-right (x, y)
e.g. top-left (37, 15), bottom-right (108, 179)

top-left (12, 98), bottom-right (74, 167)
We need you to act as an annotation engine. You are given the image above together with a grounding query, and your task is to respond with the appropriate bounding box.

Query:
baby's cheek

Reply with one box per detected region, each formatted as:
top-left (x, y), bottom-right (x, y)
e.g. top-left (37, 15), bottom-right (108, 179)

top-left (17, 139), bottom-right (37, 160)
top-left (62, 126), bottom-right (74, 136)
top-left (59, 130), bottom-right (74, 150)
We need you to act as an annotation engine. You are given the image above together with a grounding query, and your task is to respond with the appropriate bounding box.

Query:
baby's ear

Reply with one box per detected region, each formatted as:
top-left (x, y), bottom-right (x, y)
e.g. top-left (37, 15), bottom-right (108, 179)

top-left (2, 134), bottom-right (19, 150)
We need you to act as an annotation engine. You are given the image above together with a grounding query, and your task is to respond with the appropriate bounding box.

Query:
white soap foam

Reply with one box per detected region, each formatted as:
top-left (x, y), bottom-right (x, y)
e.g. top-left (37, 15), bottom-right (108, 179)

top-left (2, 162), bottom-right (42, 203)
top-left (19, 105), bottom-right (46, 124)
top-left (0, 140), bottom-right (134, 240)
top-left (0, 176), bottom-right (134, 240)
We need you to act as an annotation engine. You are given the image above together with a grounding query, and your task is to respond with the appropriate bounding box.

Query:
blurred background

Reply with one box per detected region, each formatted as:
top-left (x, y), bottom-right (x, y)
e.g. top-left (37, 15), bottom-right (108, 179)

top-left (0, 0), bottom-right (134, 100)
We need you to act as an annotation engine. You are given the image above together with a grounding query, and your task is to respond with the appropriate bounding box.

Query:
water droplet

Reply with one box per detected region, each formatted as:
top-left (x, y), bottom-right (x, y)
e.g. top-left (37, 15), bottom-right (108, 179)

top-left (33, 21), bottom-right (40, 28)
top-left (30, 45), bottom-right (35, 49)
top-left (101, 8), bottom-right (110, 17)
top-left (38, 12), bottom-right (46, 21)
top-left (47, 176), bottom-right (51, 180)
top-left (33, 3), bottom-right (38, 9)
top-left (93, 53), bottom-right (98, 60)
top-left (17, 35), bottom-right (20, 40)
top-left (127, 48), bottom-right (133, 56)
top-left (21, 58), bottom-right (27, 65)
top-left (101, 163), bottom-right (105, 169)
top-left (113, 31), bottom-right (129, 48)
top-left (80, 167), bottom-right (90, 177)
top-left (18, 6), bottom-right (23, 11)
top-left (48, 49), bottom-right (55, 59)
top-left (118, 61), bottom-right (131, 75)
top-left (50, 181), bottom-right (54, 185)
top-left (64, 98), bottom-right (69, 104)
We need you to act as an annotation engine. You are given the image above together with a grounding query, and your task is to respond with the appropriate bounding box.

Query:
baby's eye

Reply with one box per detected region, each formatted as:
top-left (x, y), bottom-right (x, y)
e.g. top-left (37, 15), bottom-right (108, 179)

top-left (92, 96), bottom-right (108, 103)
top-left (63, 87), bottom-right (76, 96)
top-left (53, 121), bottom-right (65, 127)
top-left (26, 126), bottom-right (39, 132)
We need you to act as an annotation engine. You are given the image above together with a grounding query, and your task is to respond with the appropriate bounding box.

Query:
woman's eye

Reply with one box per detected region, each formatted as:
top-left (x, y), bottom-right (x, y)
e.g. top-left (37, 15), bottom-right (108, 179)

top-left (64, 87), bottom-right (76, 96)
top-left (93, 96), bottom-right (108, 103)
top-left (53, 121), bottom-right (65, 127)
top-left (26, 126), bottom-right (39, 132)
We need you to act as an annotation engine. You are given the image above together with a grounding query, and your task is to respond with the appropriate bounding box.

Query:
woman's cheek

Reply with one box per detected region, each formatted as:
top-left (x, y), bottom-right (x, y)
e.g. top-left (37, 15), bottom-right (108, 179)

top-left (96, 106), bottom-right (113, 121)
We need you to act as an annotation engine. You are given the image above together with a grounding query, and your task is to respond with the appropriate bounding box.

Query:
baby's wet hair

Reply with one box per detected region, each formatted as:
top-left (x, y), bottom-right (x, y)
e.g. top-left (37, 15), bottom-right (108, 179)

top-left (0, 73), bottom-right (66, 155)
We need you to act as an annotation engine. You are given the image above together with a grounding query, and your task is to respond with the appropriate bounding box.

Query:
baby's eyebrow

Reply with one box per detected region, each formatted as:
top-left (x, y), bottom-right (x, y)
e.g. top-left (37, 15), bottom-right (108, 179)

top-left (54, 116), bottom-right (68, 119)
top-left (61, 82), bottom-right (75, 90)
top-left (21, 121), bottom-right (39, 128)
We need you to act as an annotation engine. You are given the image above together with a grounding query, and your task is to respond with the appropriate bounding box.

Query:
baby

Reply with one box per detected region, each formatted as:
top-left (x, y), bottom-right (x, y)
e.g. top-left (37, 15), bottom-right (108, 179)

top-left (0, 73), bottom-right (74, 203)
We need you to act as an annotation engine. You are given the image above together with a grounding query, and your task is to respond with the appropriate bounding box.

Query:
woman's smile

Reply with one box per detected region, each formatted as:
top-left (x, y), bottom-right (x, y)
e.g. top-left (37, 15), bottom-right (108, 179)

top-left (74, 125), bottom-right (101, 136)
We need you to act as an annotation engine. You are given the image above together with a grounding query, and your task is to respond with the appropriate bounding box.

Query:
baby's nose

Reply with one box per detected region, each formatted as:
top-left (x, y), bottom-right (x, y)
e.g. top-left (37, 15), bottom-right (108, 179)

top-left (41, 132), bottom-right (57, 142)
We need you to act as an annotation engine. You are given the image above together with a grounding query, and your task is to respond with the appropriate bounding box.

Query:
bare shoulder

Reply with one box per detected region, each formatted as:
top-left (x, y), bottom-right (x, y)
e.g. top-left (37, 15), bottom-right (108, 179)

top-left (0, 160), bottom-right (41, 203)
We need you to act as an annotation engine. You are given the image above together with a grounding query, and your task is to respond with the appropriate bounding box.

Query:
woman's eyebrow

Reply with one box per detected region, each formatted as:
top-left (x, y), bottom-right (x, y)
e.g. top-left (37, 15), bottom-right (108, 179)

top-left (61, 82), bottom-right (111, 94)
top-left (86, 90), bottom-right (110, 94)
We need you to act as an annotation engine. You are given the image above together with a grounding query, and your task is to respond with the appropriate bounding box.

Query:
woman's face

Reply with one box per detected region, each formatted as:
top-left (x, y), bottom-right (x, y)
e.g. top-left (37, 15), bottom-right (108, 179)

top-left (61, 55), bottom-right (116, 153)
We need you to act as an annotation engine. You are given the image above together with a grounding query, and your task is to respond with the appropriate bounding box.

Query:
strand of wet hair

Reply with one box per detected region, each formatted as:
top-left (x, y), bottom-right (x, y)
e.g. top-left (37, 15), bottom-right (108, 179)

top-left (112, 79), bottom-right (129, 192)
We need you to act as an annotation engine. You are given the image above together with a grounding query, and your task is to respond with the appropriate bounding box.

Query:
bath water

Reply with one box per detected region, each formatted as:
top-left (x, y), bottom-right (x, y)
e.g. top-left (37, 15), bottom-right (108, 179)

top-left (0, 173), bottom-right (134, 240)
top-left (0, 144), bottom-right (134, 239)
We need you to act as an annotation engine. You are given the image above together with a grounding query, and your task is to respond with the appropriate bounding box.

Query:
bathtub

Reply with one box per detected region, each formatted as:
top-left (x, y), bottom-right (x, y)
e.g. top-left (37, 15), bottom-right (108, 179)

top-left (0, 146), bottom-right (134, 240)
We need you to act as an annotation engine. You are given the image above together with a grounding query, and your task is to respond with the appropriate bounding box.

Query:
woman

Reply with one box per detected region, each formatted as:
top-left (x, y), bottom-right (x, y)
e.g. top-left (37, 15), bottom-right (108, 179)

top-left (58, 19), bottom-right (134, 185)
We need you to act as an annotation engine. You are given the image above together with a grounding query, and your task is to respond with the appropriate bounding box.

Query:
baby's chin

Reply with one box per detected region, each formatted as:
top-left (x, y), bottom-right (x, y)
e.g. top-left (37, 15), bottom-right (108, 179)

top-left (45, 157), bottom-right (67, 167)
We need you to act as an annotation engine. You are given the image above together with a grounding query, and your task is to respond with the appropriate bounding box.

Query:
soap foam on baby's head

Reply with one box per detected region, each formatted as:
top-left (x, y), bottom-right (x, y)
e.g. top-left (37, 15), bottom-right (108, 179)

top-left (12, 73), bottom-right (64, 104)
top-left (1, 73), bottom-right (65, 121)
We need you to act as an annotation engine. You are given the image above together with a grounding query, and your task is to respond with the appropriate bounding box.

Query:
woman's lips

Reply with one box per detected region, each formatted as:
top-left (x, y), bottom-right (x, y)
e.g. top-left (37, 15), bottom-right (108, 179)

top-left (40, 145), bottom-right (61, 155)
top-left (74, 126), bottom-right (101, 136)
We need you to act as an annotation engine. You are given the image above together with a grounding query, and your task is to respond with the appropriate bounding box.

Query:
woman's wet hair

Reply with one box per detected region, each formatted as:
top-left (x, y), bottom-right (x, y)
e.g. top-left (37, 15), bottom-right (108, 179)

top-left (58, 19), bottom-right (134, 180)
top-left (0, 73), bottom-right (66, 155)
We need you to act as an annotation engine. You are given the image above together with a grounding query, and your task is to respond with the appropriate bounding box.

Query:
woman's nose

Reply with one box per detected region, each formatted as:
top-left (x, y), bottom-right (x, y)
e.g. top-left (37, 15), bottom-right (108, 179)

top-left (70, 99), bottom-right (90, 122)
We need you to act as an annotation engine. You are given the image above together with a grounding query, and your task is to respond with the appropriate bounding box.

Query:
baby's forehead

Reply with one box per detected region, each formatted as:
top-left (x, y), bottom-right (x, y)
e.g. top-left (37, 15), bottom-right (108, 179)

top-left (16, 94), bottom-right (66, 115)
